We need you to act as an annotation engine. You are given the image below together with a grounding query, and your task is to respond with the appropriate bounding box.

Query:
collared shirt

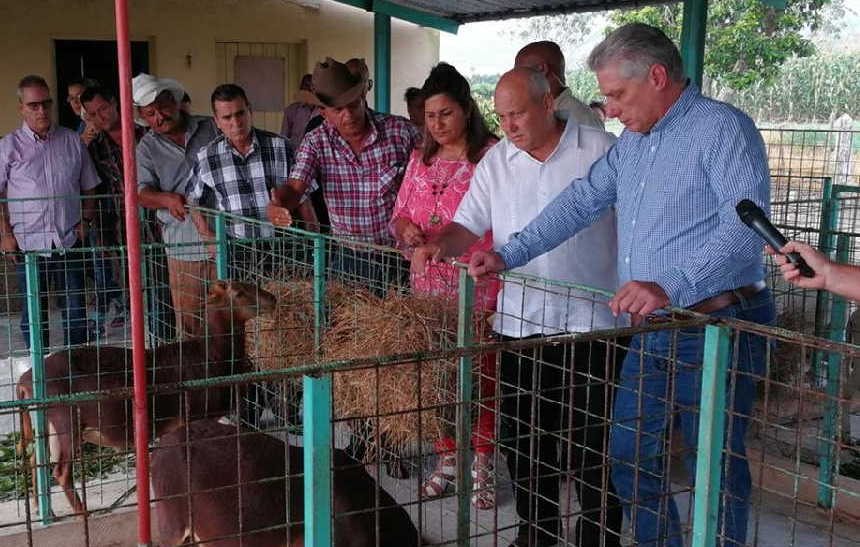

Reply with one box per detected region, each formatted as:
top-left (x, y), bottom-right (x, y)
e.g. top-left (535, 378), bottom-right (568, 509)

top-left (89, 125), bottom-right (147, 220)
top-left (188, 128), bottom-right (293, 238)
top-left (0, 123), bottom-right (100, 251)
top-left (291, 110), bottom-right (420, 246)
top-left (554, 88), bottom-right (604, 130)
top-left (89, 125), bottom-right (147, 196)
top-left (498, 84), bottom-right (770, 309)
top-left (280, 101), bottom-right (317, 149)
top-left (454, 117), bottom-right (620, 337)
top-left (136, 114), bottom-right (218, 260)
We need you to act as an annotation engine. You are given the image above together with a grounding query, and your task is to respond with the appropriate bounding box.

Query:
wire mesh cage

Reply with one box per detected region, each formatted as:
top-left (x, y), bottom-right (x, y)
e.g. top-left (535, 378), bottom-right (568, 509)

top-left (0, 202), bottom-right (858, 547)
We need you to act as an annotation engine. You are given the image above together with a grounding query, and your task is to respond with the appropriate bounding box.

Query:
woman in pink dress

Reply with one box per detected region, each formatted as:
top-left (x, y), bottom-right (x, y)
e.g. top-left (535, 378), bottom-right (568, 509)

top-left (390, 63), bottom-right (499, 509)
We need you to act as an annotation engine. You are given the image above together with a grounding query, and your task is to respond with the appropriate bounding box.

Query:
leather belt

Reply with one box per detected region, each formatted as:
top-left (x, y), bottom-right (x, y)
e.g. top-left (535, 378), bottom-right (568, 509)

top-left (687, 280), bottom-right (767, 315)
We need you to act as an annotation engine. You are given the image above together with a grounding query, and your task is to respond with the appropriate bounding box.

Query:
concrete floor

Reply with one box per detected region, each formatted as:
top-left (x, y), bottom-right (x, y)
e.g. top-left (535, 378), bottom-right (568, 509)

top-left (0, 461), bottom-right (857, 546)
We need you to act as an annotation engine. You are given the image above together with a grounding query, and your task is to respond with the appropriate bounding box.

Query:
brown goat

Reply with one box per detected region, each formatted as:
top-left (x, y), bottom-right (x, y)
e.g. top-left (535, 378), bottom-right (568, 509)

top-left (152, 419), bottom-right (421, 547)
top-left (16, 280), bottom-right (277, 515)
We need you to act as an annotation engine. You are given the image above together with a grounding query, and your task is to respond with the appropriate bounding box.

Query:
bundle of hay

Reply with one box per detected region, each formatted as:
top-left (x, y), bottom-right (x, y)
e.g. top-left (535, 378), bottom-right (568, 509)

top-left (245, 280), bottom-right (355, 371)
top-left (245, 280), bottom-right (316, 371)
top-left (323, 289), bottom-right (460, 455)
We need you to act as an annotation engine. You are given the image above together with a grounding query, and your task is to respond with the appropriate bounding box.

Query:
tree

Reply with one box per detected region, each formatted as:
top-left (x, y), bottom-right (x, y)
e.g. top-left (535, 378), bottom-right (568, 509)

top-left (501, 12), bottom-right (600, 56)
top-left (608, 0), bottom-right (840, 91)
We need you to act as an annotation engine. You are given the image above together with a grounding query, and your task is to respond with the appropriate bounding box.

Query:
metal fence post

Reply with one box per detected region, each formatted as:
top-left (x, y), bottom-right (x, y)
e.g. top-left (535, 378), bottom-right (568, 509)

top-left (24, 252), bottom-right (53, 523)
top-left (813, 178), bottom-right (836, 379)
top-left (818, 233), bottom-right (850, 507)
top-left (313, 235), bottom-right (327, 354)
top-left (214, 213), bottom-right (229, 280)
top-left (691, 324), bottom-right (731, 547)
top-left (303, 233), bottom-right (331, 546)
top-left (455, 268), bottom-right (474, 546)
top-left (302, 374), bottom-right (332, 547)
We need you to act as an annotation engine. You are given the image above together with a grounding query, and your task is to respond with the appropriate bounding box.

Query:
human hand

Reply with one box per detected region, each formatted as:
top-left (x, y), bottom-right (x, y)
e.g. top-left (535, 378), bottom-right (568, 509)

top-left (765, 241), bottom-right (829, 290)
top-left (398, 220), bottom-right (426, 247)
top-left (467, 250), bottom-right (506, 279)
top-left (81, 124), bottom-right (98, 146)
top-left (200, 231), bottom-right (217, 259)
top-left (411, 243), bottom-right (444, 274)
top-left (1, 235), bottom-right (19, 264)
top-left (267, 189), bottom-right (293, 227)
top-left (164, 193), bottom-right (187, 221)
top-left (76, 219), bottom-right (90, 244)
top-left (609, 280), bottom-right (670, 325)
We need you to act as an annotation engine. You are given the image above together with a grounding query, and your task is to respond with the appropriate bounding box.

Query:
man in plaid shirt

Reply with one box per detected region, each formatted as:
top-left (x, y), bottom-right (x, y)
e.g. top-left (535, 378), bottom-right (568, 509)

top-left (188, 84), bottom-right (316, 274)
top-left (269, 57), bottom-right (420, 289)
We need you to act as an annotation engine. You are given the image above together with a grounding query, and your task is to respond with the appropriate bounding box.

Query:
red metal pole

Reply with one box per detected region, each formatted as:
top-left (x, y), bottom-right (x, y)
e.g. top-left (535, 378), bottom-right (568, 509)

top-left (113, 0), bottom-right (151, 544)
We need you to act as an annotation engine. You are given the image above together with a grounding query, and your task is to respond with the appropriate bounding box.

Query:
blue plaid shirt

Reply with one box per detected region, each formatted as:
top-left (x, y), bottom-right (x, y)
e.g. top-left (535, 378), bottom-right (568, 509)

top-left (498, 84), bottom-right (770, 308)
top-left (187, 128), bottom-right (293, 238)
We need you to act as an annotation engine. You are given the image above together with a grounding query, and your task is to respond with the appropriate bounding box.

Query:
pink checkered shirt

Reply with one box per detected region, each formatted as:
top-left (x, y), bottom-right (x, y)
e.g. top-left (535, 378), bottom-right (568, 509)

top-left (292, 110), bottom-right (420, 245)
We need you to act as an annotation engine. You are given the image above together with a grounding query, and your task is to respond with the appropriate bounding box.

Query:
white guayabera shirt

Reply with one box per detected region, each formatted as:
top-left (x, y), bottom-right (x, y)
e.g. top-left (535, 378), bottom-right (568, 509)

top-left (454, 114), bottom-right (621, 338)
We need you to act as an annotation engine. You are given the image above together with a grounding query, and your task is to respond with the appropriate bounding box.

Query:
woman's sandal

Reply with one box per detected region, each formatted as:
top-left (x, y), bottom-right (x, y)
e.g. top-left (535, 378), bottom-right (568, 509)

top-left (471, 455), bottom-right (496, 510)
top-left (422, 453), bottom-right (456, 498)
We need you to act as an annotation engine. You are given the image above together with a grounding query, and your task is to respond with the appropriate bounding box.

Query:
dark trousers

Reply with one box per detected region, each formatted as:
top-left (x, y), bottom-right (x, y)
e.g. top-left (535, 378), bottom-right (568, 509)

top-left (228, 239), bottom-right (280, 280)
top-left (329, 244), bottom-right (408, 296)
top-left (16, 246), bottom-right (87, 349)
top-left (499, 335), bottom-right (625, 547)
top-left (86, 227), bottom-right (123, 321)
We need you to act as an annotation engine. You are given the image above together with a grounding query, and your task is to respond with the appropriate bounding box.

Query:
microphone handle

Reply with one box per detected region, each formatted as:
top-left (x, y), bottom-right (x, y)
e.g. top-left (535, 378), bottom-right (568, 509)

top-left (749, 218), bottom-right (816, 278)
top-left (786, 252), bottom-right (817, 278)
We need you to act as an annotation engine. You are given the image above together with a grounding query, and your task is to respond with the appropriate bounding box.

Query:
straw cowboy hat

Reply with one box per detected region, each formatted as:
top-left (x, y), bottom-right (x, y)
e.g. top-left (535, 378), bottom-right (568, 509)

top-left (310, 57), bottom-right (368, 108)
top-left (131, 73), bottom-right (186, 126)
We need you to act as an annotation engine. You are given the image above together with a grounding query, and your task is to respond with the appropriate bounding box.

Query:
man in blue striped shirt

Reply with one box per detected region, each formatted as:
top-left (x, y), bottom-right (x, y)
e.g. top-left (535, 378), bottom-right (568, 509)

top-left (470, 24), bottom-right (775, 547)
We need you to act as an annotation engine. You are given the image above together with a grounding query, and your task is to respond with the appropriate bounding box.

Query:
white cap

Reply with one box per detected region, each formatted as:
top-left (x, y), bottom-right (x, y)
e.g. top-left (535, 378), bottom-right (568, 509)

top-left (131, 73), bottom-right (185, 126)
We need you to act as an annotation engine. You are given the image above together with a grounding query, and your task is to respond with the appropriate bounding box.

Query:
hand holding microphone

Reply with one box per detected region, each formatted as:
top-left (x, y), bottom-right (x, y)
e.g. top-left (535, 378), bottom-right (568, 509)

top-left (735, 199), bottom-right (815, 278)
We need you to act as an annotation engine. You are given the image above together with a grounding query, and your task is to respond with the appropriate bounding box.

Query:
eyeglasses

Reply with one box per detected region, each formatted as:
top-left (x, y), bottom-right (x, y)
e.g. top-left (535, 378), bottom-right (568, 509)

top-left (24, 99), bottom-right (53, 111)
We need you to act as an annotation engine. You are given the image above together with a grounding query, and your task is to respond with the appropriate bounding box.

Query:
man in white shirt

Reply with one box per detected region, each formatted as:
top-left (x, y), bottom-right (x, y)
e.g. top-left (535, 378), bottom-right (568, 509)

top-left (515, 41), bottom-right (604, 130)
top-left (411, 67), bottom-right (623, 547)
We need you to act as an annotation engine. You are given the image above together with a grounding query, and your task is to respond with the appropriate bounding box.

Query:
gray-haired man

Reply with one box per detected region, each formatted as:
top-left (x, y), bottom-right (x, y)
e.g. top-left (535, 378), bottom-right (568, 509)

top-left (0, 75), bottom-right (99, 348)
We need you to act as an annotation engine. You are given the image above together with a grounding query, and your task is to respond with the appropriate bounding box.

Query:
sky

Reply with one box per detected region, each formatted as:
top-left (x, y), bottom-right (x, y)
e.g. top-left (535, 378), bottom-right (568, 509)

top-left (439, 0), bottom-right (860, 77)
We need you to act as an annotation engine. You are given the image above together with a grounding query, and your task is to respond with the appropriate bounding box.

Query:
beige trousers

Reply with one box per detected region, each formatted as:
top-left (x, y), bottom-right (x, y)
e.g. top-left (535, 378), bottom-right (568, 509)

top-left (167, 258), bottom-right (215, 339)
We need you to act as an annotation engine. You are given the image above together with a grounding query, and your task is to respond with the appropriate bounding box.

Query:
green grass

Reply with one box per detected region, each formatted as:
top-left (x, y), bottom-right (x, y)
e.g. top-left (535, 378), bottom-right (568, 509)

top-left (0, 432), bottom-right (133, 501)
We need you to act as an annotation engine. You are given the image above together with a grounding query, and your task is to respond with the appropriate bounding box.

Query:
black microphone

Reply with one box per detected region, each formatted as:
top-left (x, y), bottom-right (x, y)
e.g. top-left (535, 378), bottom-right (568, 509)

top-left (736, 199), bottom-right (815, 278)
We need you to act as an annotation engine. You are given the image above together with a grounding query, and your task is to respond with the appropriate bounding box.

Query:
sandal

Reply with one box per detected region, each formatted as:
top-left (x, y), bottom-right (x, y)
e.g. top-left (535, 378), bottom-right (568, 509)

top-left (422, 452), bottom-right (456, 498)
top-left (471, 453), bottom-right (496, 510)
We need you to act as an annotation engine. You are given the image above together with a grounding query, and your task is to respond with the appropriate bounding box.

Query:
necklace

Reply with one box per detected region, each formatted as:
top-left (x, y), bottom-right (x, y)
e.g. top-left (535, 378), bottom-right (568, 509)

top-left (427, 149), bottom-right (466, 225)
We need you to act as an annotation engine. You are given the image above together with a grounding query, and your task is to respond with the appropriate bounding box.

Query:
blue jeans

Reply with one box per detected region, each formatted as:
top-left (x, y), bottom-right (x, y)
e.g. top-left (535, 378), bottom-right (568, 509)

top-left (15, 248), bottom-right (88, 349)
top-left (87, 228), bottom-right (122, 320)
top-left (608, 288), bottom-right (774, 547)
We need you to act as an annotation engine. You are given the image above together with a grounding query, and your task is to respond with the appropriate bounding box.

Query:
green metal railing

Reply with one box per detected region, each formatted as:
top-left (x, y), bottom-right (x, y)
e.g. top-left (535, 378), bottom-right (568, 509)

top-left (5, 206), bottom-right (860, 545)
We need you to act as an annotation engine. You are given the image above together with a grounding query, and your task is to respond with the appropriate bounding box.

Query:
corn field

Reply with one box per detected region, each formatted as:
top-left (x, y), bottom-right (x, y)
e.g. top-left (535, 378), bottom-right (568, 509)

top-left (470, 51), bottom-right (860, 129)
top-left (718, 52), bottom-right (860, 124)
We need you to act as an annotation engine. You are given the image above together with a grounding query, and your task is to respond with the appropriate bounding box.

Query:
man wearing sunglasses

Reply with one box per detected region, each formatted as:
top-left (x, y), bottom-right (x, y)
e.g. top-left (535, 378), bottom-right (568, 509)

top-left (0, 75), bottom-right (99, 349)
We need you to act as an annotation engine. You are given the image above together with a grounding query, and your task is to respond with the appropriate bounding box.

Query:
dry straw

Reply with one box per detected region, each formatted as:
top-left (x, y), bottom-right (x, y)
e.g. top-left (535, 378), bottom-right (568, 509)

top-left (246, 280), bottom-right (461, 455)
top-left (323, 289), bottom-right (459, 455)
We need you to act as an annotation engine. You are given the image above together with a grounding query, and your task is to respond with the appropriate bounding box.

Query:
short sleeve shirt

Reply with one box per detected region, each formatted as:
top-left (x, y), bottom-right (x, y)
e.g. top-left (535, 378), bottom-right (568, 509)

top-left (188, 128), bottom-right (292, 238)
top-left (290, 111), bottom-right (419, 246)
top-left (136, 115), bottom-right (218, 260)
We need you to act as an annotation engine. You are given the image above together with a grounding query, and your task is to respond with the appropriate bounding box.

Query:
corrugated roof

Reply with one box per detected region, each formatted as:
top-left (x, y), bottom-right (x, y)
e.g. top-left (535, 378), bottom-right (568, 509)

top-left (384, 0), bottom-right (674, 23)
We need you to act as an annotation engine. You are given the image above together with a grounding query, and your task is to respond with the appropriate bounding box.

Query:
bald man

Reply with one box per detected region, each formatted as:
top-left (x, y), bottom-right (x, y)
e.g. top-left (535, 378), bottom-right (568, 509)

top-left (411, 67), bottom-right (623, 547)
top-left (515, 41), bottom-right (603, 129)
